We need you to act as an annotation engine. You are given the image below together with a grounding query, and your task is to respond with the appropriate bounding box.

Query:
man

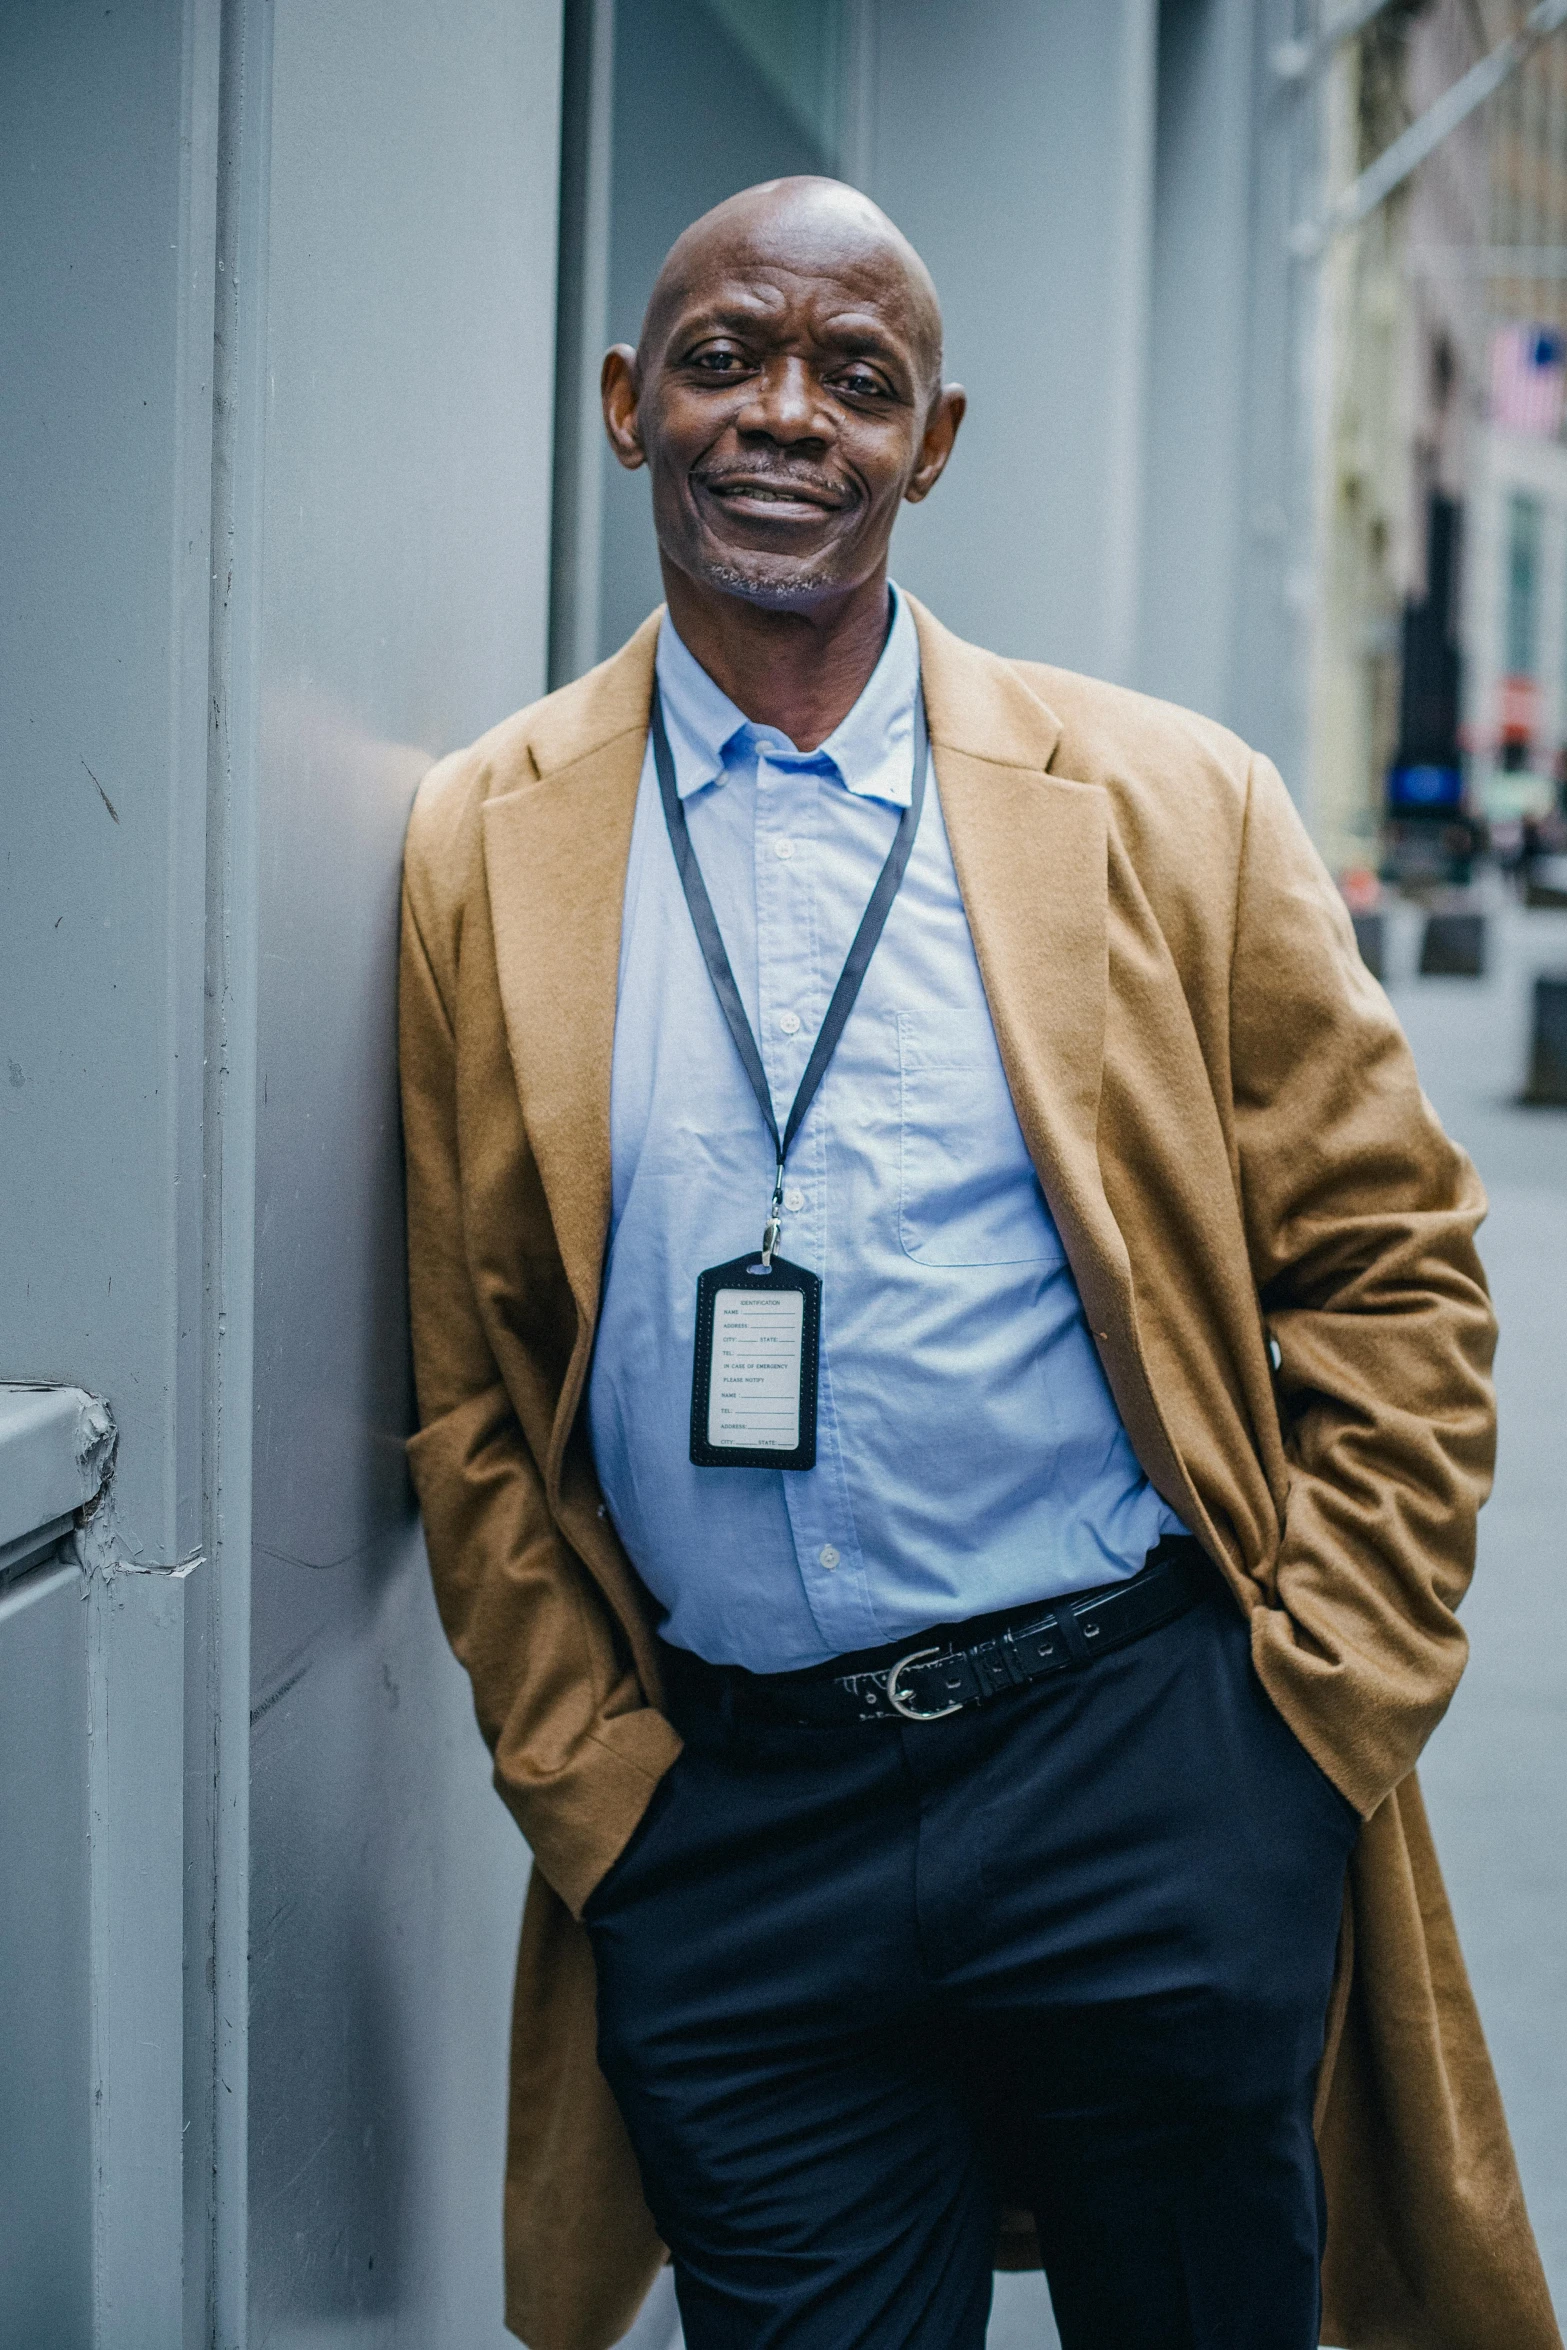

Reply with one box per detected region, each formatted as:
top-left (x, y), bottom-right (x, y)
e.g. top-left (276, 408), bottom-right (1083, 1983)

top-left (400, 179), bottom-right (1558, 2349)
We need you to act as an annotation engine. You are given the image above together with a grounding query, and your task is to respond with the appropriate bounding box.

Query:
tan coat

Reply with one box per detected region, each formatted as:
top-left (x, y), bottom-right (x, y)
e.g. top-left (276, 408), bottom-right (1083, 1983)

top-left (399, 601), bottom-right (1560, 2350)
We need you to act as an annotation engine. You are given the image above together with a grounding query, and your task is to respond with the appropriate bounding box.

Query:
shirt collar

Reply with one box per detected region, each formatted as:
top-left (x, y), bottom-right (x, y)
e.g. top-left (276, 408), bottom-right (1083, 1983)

top-left (653, 585), bottom-right (920, 808)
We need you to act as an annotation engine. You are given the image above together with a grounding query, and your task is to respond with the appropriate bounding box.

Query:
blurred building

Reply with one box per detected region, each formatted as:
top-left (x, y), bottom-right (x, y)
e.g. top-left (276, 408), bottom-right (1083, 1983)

top-left (1312, 0), bottom-right (1567, 880)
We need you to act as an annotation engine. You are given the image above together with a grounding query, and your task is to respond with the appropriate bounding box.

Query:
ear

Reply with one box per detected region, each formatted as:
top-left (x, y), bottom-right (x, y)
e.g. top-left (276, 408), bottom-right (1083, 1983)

top-left (602, 345), bottom-right (646, 472)
top-left (904, 385), bottom-right (966, 505)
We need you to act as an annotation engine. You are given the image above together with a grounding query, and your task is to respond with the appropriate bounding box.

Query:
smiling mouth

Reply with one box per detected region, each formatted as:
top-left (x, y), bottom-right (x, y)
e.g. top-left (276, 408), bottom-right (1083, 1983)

top-left (700, 478), bottom-right (845, 515)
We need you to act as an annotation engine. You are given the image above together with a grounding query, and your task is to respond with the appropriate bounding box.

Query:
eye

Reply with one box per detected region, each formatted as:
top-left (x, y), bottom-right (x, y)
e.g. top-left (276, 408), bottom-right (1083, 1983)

top-left (686, 341), bottom-right (751, 376)
top-left (833, 365), bottom-right (893, 401)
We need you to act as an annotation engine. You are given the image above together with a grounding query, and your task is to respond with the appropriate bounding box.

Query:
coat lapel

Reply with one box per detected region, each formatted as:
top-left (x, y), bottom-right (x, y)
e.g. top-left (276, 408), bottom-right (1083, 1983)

top-left (911, 601), bottom-right (1115, 1277)
top-left (910, 598), bottom-right (1205, 1529)
top-left (480, 620), bottom-right (660, 1454)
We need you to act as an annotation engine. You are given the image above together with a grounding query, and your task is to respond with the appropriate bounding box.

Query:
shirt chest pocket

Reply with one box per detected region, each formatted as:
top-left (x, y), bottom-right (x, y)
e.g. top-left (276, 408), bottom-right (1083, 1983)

top-left (897, 1012), bottom-right (1065, 1269)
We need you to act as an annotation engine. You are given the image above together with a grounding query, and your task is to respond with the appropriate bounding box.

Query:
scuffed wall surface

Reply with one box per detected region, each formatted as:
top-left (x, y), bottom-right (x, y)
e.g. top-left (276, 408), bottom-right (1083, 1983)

top-left (0, 0), bottom-right (214, 1567)
top-left (240, 1), bottom-right (561, 2337)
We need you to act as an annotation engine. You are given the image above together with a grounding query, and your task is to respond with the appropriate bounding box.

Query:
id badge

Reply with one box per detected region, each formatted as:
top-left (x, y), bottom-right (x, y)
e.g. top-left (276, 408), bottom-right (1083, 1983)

top-left (690, 1253), bottom-right (821, 1471)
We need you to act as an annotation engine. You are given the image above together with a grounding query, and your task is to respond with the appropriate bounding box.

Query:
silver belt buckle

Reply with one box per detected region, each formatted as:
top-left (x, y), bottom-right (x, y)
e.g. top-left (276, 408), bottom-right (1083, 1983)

top-left (884, 1645), bottom-right (965, 1722)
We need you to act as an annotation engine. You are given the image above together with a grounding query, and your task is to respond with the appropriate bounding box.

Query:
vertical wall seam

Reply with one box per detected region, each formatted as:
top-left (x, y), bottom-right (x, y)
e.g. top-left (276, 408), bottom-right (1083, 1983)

top-left (838, 0), bottom-right (878, 190)
top-left (1104, 0), bottom-right (1160, 684)
top-left (548, 0), bottom-right (615, 687)
top-left (170, 0), bottom-right (225, 1563)
top-left (204, 0), bottom-right (274, 2341)
top-left (86, 1570), bottom-right (109, 2345)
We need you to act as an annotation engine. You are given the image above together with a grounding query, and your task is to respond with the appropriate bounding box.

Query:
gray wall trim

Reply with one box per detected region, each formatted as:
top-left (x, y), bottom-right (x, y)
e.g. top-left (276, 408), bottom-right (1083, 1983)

top-left (1138, 0), bottom-right (1257, 729)
top-left (200, 2), bottom-right (274, 2338)
top-left (78, 1), bottom-right (223, 2338)
top-left (0, 1385), bottom-right (116, 1551)
top-left (166, 0), bottom-right (225, 1574)
top-left (1235, 0), bottom-right (1325, 809)
top-left (549, 0), bottom-right (615, 688)
top-left (89, 1558), bottom-right (201, 2348)
top-left (1101, 0), bottom-right (1160, 687)
top-left (0, 1555), bottom-right (80, 1634)
top-left (837, 0), bottom-right (878, 188)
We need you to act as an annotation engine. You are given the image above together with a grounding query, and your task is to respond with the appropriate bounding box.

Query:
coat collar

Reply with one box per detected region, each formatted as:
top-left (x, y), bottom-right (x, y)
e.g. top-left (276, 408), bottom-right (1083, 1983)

top-left (480, 597), bottom-right (1126, 1489)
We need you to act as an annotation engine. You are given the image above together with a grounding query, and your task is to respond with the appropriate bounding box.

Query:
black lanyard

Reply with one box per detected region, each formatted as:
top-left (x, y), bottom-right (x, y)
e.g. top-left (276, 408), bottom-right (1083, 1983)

top-left (651, 682), bottom-right (930, 1262)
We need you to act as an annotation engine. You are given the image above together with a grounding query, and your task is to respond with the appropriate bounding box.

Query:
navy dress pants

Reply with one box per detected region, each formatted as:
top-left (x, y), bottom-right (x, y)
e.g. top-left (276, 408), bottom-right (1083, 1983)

top-left (585, 1584), bottom-right (1360, 2350)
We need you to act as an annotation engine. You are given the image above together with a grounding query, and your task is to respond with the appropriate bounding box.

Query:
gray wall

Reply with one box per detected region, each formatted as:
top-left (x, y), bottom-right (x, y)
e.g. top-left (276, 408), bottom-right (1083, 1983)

top-left (576, 0), bottom-right (1168, 692)
top-left (1, 5), bottom-right (221, 2336)
top-left (1138, 0), bottom-right (1321, 793)
top-left (0, 1567), bottom-right (92, 2346)
top-left (1, 0), bottom-right (563, 2341)
top-left (0, 0), bottom-right (212, 1565)
top-left (870, 0), bottom-right (1158, 682)
top-left (1138, 0), bottom-right (1257, 726)
top-left (237, 0), bottom-right (560, 2337)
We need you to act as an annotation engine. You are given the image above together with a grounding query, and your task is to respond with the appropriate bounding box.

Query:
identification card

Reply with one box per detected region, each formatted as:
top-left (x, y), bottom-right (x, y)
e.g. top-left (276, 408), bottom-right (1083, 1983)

top-left (690, 1253), bottom-right (821, 1471)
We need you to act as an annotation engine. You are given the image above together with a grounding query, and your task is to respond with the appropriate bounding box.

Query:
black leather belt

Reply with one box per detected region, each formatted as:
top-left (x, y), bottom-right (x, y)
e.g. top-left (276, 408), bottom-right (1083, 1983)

top-left (664, 1537), bottom-right (1211, 1728)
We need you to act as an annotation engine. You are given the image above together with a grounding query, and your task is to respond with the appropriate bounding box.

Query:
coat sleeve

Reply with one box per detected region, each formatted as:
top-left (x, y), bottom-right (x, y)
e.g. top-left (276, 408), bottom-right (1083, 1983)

top-left (398, 777), bottom-right (679, 1918)
top-left (1228, 753), bottom-right (1497, 1815)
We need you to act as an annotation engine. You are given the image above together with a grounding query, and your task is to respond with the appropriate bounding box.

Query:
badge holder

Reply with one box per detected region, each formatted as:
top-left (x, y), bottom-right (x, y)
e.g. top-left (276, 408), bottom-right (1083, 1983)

top-left (690, 1250), bottom-right (821, 1471)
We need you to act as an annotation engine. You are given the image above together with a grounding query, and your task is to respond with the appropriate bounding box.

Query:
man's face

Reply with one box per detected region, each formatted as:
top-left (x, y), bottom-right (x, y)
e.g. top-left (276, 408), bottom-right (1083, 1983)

top-left (604, 209), bottom-right (961, 610)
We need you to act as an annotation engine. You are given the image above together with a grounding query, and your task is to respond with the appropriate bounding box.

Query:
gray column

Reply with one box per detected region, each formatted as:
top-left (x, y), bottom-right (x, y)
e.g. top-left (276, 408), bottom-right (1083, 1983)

top-left (1137, 0), bottom-right (1324, 794)
top-left (233, 0), bottom-right (559, 2337)
top-left (1137, 0), bottom-right (1258, 727)
top-left (869, 0), bottom-right (1159, 685)
top-left (1, 3), bottom-right (222, 2337)
top-left (0, 3), bottom-right (565, 2340)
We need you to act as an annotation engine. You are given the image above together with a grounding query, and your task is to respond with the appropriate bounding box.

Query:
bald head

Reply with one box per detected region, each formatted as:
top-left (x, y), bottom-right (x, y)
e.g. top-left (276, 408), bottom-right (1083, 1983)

top-left (640, 177), bottom-right (944, 399)
top-left (600, 173), bottom-right (964, 640)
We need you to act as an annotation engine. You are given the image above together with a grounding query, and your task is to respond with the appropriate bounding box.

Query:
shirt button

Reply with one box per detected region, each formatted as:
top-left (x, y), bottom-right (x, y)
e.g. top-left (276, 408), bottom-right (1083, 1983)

top-left (783, 1186), bottom-right (805, 1212)
top-left (778, 1011), bottom-right (801, 1035)
top-left (772, 837), bottom-right (796, 859)
top-left (818, 1544), bottom-right (840, 1569)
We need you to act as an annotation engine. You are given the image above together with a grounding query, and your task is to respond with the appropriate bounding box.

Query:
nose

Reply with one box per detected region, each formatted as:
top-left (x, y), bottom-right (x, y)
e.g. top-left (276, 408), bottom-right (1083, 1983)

top-left (734, 355), bottom-right (830, 446)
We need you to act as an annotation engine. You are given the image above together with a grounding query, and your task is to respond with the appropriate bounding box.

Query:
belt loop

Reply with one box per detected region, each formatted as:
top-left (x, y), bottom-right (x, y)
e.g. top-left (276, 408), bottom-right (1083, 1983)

top-left (1055, 1604), bottom-right (1094, 1670)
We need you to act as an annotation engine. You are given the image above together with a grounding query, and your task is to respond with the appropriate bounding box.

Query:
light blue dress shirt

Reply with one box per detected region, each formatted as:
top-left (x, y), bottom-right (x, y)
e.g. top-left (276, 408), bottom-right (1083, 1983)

top-left (587, 588), bottom-right (1185, 1671)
